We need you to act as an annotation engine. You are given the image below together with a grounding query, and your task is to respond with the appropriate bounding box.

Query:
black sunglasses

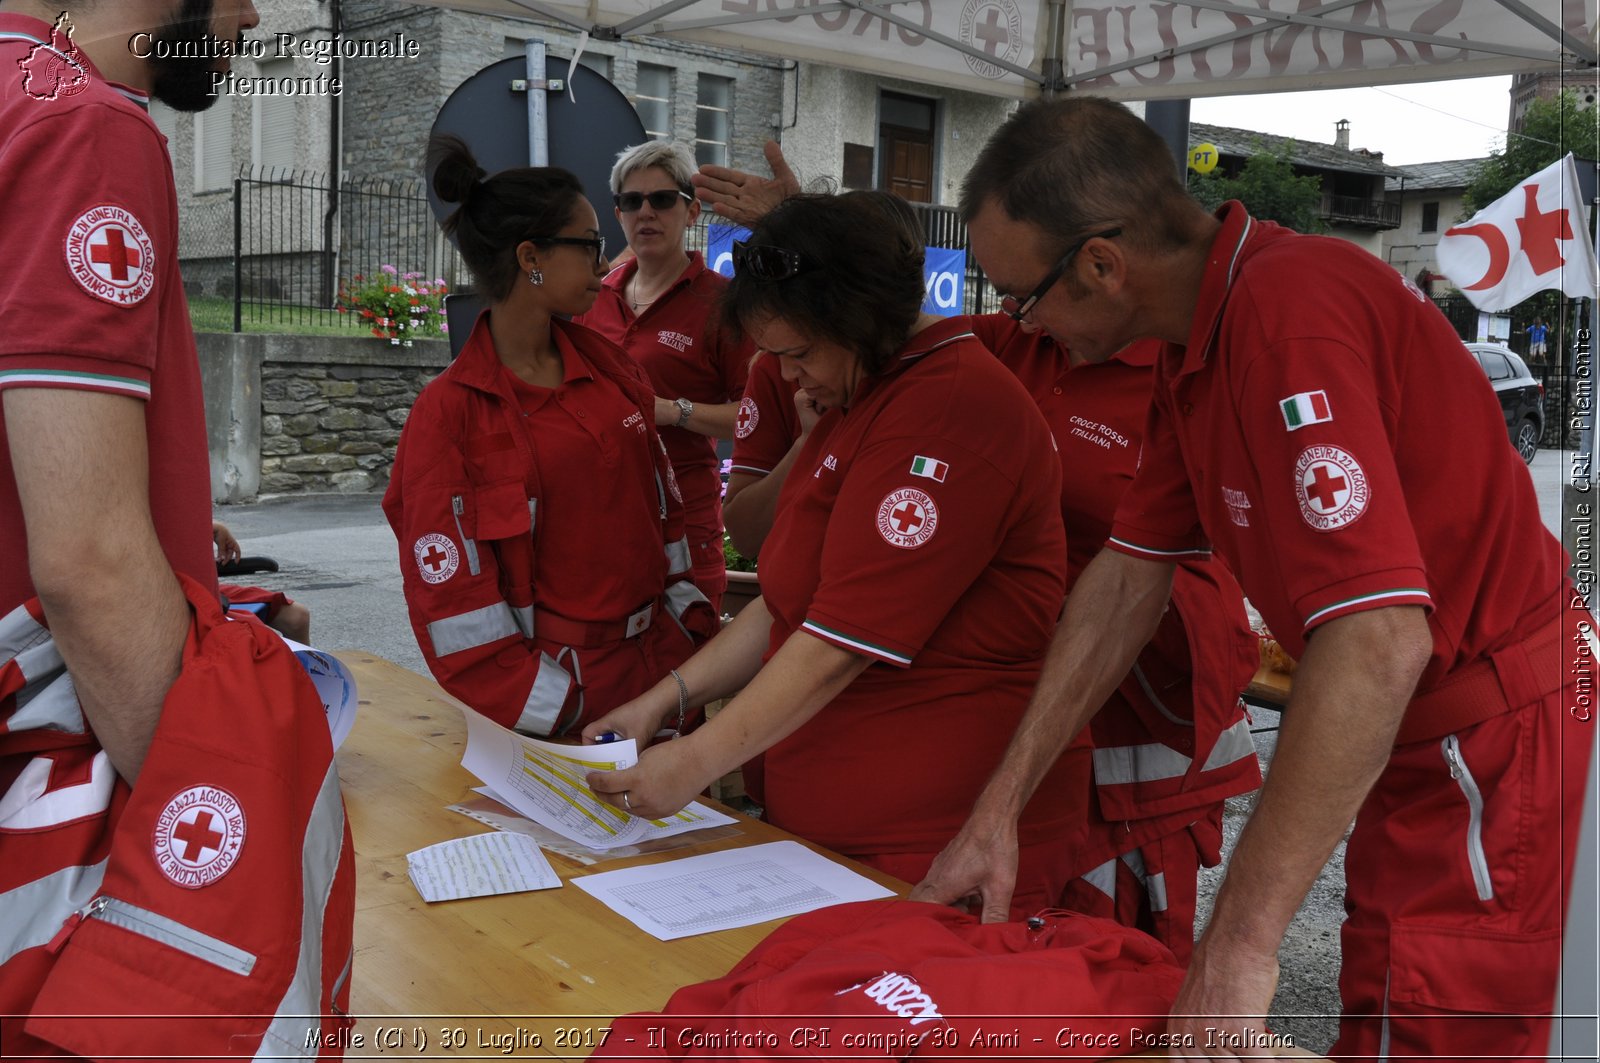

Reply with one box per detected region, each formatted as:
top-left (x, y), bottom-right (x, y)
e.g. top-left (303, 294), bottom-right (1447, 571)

top-left (614, 189), bottom-right (693, 213)
top-left (732, 240), bottom-right (814, 281)
top-left (536, 235), bottom-right (606, 267)
top-left (1001, 227), bottom-right (1122, 321)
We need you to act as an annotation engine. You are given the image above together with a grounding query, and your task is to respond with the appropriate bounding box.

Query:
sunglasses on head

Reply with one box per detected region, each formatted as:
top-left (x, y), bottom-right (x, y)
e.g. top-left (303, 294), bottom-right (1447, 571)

top-left (732, 240), bottom-right (814, 281)
top-left (614, 189), bottom-right (693, 213)
top-left (536, 234), bottom-right (606, 267)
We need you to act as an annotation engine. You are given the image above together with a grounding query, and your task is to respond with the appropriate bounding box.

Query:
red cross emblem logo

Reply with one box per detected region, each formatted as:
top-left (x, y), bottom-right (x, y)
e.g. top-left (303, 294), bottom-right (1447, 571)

top-left (65, 206), bottom-right (155, 306)
top-left (958, 0), bottom-right (1023, 80)
top-left (414, 532), bottom-right (459, 584)
top-left (1294, 445), bottom-right (1369, 531)
top-left (736, 396), bottom-right (759, 439)
top-left (152, 786), bottom-right (246, 889)
top-left (876, 487), bottom-right (939, 549)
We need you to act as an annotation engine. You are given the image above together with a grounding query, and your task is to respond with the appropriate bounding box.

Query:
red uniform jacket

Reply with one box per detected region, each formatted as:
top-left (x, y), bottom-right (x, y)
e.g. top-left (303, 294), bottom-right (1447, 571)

top-left (382, 313), bottom-right (718, 735)
top-left (1, 574), bottom-right (354, 1060)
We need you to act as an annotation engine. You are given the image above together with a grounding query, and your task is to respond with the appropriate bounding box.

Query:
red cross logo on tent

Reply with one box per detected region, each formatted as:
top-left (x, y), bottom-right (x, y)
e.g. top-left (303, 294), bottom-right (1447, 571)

top-left (414, 533), bottom-right (459, 584)
top-left (736, 396), bottom-right (759, 439)
top-left (152, 785), bottom-right (246, 888)
top-left (958, 0), bottom-right (1023, 80)
top-left (65, 206), bottom-right (156, 306)
top-left (876, 487), bottom-right (939, 549)
top-left (1294, 445), bottom-right (1369, 531)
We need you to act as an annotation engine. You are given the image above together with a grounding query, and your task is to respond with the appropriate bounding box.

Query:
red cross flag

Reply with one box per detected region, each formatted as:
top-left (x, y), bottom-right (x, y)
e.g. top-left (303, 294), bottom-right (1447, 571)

top-left (1437, 153), bottom-right (1597, 311)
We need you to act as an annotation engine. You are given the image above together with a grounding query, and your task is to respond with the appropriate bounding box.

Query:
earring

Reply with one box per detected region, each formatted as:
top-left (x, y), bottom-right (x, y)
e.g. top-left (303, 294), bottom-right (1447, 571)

top-left (528, 266), bottom-right (544, 286)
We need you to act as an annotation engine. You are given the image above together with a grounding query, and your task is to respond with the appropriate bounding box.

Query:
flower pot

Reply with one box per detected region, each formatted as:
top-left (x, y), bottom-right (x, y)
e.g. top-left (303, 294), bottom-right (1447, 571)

top-left (721, 569), bottom-right (761, 620)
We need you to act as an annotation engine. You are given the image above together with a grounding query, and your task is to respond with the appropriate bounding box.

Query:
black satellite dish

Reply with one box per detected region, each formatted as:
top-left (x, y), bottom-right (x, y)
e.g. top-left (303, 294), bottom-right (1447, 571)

top-left (429, 56), bottom-right (646, 354)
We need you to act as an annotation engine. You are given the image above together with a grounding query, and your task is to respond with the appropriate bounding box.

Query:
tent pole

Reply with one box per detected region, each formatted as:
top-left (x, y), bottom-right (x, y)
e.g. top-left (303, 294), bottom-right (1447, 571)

top-left (1143, 100), bottom-right (1191, 179)
top-left (1040, 0), bottom-right (1067, 98)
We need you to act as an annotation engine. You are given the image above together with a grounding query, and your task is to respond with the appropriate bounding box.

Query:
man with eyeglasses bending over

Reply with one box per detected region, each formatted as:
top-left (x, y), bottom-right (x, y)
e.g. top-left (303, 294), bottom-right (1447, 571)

top-left (912, 96), bottom-right (1592, 1061)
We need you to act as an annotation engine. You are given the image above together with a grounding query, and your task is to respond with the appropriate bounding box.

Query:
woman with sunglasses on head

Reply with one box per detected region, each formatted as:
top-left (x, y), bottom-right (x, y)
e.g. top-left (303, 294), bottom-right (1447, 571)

top-left (382, 136), bottom-right (719, 737)
top-left (575, 141), bottom-right (752, 613)
top-left (584, 192), bottom-right (1084, 915)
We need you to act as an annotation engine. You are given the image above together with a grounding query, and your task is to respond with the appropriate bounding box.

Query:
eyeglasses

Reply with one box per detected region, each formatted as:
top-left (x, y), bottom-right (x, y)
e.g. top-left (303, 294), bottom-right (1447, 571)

top-left (614, 189), bottom-right (693, 213)
top-left (732, 240), bottom-right (813, 281)
top-left (537, 235), bottom-right (606, 267)
top-left (1000, 227), bottom-right (1122, 321)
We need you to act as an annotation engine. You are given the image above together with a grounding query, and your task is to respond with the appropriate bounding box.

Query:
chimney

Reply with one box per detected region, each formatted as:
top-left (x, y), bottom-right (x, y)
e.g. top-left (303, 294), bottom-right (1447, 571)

top-left (1335, 119), bottom-right (1350, 151)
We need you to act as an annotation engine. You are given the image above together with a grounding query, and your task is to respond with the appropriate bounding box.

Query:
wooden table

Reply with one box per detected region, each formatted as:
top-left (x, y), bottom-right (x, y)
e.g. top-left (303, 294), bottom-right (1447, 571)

top-left (333, 651), bottom-right (1322, 1061)
top-left (1245, 664), bottom-right (1292, 706)
top-left (333, 651), bottom-right (909, 1059)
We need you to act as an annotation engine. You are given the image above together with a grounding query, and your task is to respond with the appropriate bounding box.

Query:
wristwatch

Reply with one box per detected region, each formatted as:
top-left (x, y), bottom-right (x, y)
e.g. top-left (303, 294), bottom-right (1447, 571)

top-left (673, 397), bottom-right (694, 428)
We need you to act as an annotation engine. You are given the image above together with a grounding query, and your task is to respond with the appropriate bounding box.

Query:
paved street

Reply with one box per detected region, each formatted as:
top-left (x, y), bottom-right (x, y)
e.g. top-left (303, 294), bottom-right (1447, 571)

top-left (214, 445), bottom-right (1576, 1056)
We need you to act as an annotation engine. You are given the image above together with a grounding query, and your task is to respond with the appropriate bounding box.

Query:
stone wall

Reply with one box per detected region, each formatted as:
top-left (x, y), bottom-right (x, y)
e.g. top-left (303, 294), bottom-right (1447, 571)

top-left (198, 332), bottom-right (450, 500)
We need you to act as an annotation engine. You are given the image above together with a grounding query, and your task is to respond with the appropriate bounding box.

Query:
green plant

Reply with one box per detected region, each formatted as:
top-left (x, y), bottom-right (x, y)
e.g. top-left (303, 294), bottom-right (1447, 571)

top-left (723, 534), bottom-right (757, 573)
top-left (338, 265), bottom-right (448, 346)
top-left (1189, 141), bottom-right (1327, 234)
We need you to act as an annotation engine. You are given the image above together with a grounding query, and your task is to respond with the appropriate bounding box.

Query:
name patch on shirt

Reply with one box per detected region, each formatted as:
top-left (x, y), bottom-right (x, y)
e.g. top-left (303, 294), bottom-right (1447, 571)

top-left (1222, 485), bottom-right (1252, 527)
top-left (877, 487), bottom-right (938, 549)
top-left (1295, 445), bottom-right (1369, 531)
top-left (657, 330), bottom-right (694, 352)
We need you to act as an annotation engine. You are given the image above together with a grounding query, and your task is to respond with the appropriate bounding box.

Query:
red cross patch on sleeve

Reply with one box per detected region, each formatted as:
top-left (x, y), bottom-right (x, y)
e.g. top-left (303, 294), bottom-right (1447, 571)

top-left (65, 205), bottom-right (156, 307)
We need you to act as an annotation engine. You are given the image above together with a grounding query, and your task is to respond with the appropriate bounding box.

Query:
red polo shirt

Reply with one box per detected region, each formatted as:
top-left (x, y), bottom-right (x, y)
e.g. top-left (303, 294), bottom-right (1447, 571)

top-left (1108, 202), bottom-right (1567, 691)
top-left (969, 315), bottom-right (1160, 581)
top-left (576, 252), bottom-right (750, 538)
top-left (756, 318), bottom-right (1072, 856)
top-left (729, 351), bottom-right (801, 479)
top-left (0, 13), bottom-right (215, 611)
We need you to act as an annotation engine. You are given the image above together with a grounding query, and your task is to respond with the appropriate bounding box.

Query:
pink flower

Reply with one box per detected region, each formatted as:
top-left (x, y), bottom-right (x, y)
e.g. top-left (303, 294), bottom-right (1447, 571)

top-left (380, 264), bottom-right (398, 275)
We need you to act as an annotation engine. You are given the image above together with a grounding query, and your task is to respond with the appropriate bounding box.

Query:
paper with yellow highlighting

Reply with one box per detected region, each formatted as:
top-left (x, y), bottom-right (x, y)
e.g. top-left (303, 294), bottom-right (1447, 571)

top-left (459, 710), bottom-right (737, 850)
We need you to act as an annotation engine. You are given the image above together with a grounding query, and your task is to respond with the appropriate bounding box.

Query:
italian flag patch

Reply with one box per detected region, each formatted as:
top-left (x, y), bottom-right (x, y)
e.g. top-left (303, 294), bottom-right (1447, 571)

top-left (1280, 390), bottom-right (1332, 431)
top-left (909, 455), bottom-right (949, 482)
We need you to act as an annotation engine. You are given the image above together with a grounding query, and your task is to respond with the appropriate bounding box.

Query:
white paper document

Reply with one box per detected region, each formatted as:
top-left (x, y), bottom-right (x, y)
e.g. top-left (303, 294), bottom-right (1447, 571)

top-left (284, 641), bottom-right (358, 750)
top-left (406, 831), bottom-right (561, 903)
top-left (572, 840), bottom-right (895, 940)
top-left (459, 711), bottom-right (734, 850)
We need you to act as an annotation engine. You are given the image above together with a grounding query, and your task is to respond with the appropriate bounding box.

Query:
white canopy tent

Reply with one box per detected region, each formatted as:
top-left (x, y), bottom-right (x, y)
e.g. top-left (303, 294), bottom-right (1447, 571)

top-left (402, 0), bottom-right (1595, 101)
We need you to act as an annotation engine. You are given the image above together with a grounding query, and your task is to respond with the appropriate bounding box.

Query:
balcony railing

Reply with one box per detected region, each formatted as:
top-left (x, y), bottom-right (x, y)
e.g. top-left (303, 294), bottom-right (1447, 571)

top-left (1322, 195), bottom-right (1401, 229)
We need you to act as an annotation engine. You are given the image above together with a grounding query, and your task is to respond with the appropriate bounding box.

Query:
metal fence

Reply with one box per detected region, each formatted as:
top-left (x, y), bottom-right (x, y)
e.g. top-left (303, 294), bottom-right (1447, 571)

top-left (228, 167), bottom-right (465, 333)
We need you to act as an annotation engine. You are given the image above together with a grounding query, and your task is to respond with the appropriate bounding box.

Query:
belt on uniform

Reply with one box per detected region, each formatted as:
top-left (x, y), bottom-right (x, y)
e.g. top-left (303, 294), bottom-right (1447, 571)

top-left (535, 601), bottom-right (655, 649)
top-left (1396, 612), bottom-right (1569, 745)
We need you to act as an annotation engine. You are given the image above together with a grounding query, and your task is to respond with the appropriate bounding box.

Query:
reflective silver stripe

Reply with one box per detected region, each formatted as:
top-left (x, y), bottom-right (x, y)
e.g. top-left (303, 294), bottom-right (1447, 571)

top-left (1443, 734), bottom-right (1495, 902)
top-left (0, 751), bottom-right (114, 830)
top-left (93, 897), bottom-right (257, 976)
top-left (12, 671), bottom-right (83, 735)
top-left (256, 761), bottom-right (349, 1056)
top-left (1116, 848), bottom-right (1168, 913)
top-left (511, 604), bottom-right (535, 640)
top-left (1203, 718), bottom-right (1258, 771)
top-left (528, 498), bottom-right (538, 535)
top-left (513, 653), bottom-right (573, 736)
top-left (1081, 858), bottom-right (1117, 900)
top-left (0, 600), bottom-right (52, 664)
top-left (653, 470), bottom-right (667, 520)
top-left (1092, 718), bottom-right (1257, 787)
top-left (426, 602), bottom-right (518, 657)
top-left (665, 536), bottom-right (692, 576)
top-left (664, 579), bottom-right (709, 622)
top-left (0, 860), bottom-right (105, 966)
top-left (1130, 661), bottom-right (1192, 726)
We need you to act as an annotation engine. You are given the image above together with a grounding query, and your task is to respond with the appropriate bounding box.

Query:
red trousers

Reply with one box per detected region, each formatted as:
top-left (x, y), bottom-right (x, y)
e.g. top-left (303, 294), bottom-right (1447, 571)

top-left (1056, 809), bottom-right (1222, 966)
top-left (1333, 676), bottom-right (1592, 1060)
top-left (535, 605), bottom-right (695, 735)
top-left (857, 837), bottom-right (1080, 923)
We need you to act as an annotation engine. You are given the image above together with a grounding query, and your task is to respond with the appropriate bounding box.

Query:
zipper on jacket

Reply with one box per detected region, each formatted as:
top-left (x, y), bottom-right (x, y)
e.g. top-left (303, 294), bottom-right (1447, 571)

top-left (1442, 734), bottom-right (1495, 902)
top-left (46, 895), bottom-right (257, 975)
top-left (451, 494), bottom-right (481, 576)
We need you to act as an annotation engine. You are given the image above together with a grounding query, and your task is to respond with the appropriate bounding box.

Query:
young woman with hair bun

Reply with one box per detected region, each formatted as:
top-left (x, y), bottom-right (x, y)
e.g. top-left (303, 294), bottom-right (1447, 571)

top-left (382, 136), bottom-right (718, 737)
